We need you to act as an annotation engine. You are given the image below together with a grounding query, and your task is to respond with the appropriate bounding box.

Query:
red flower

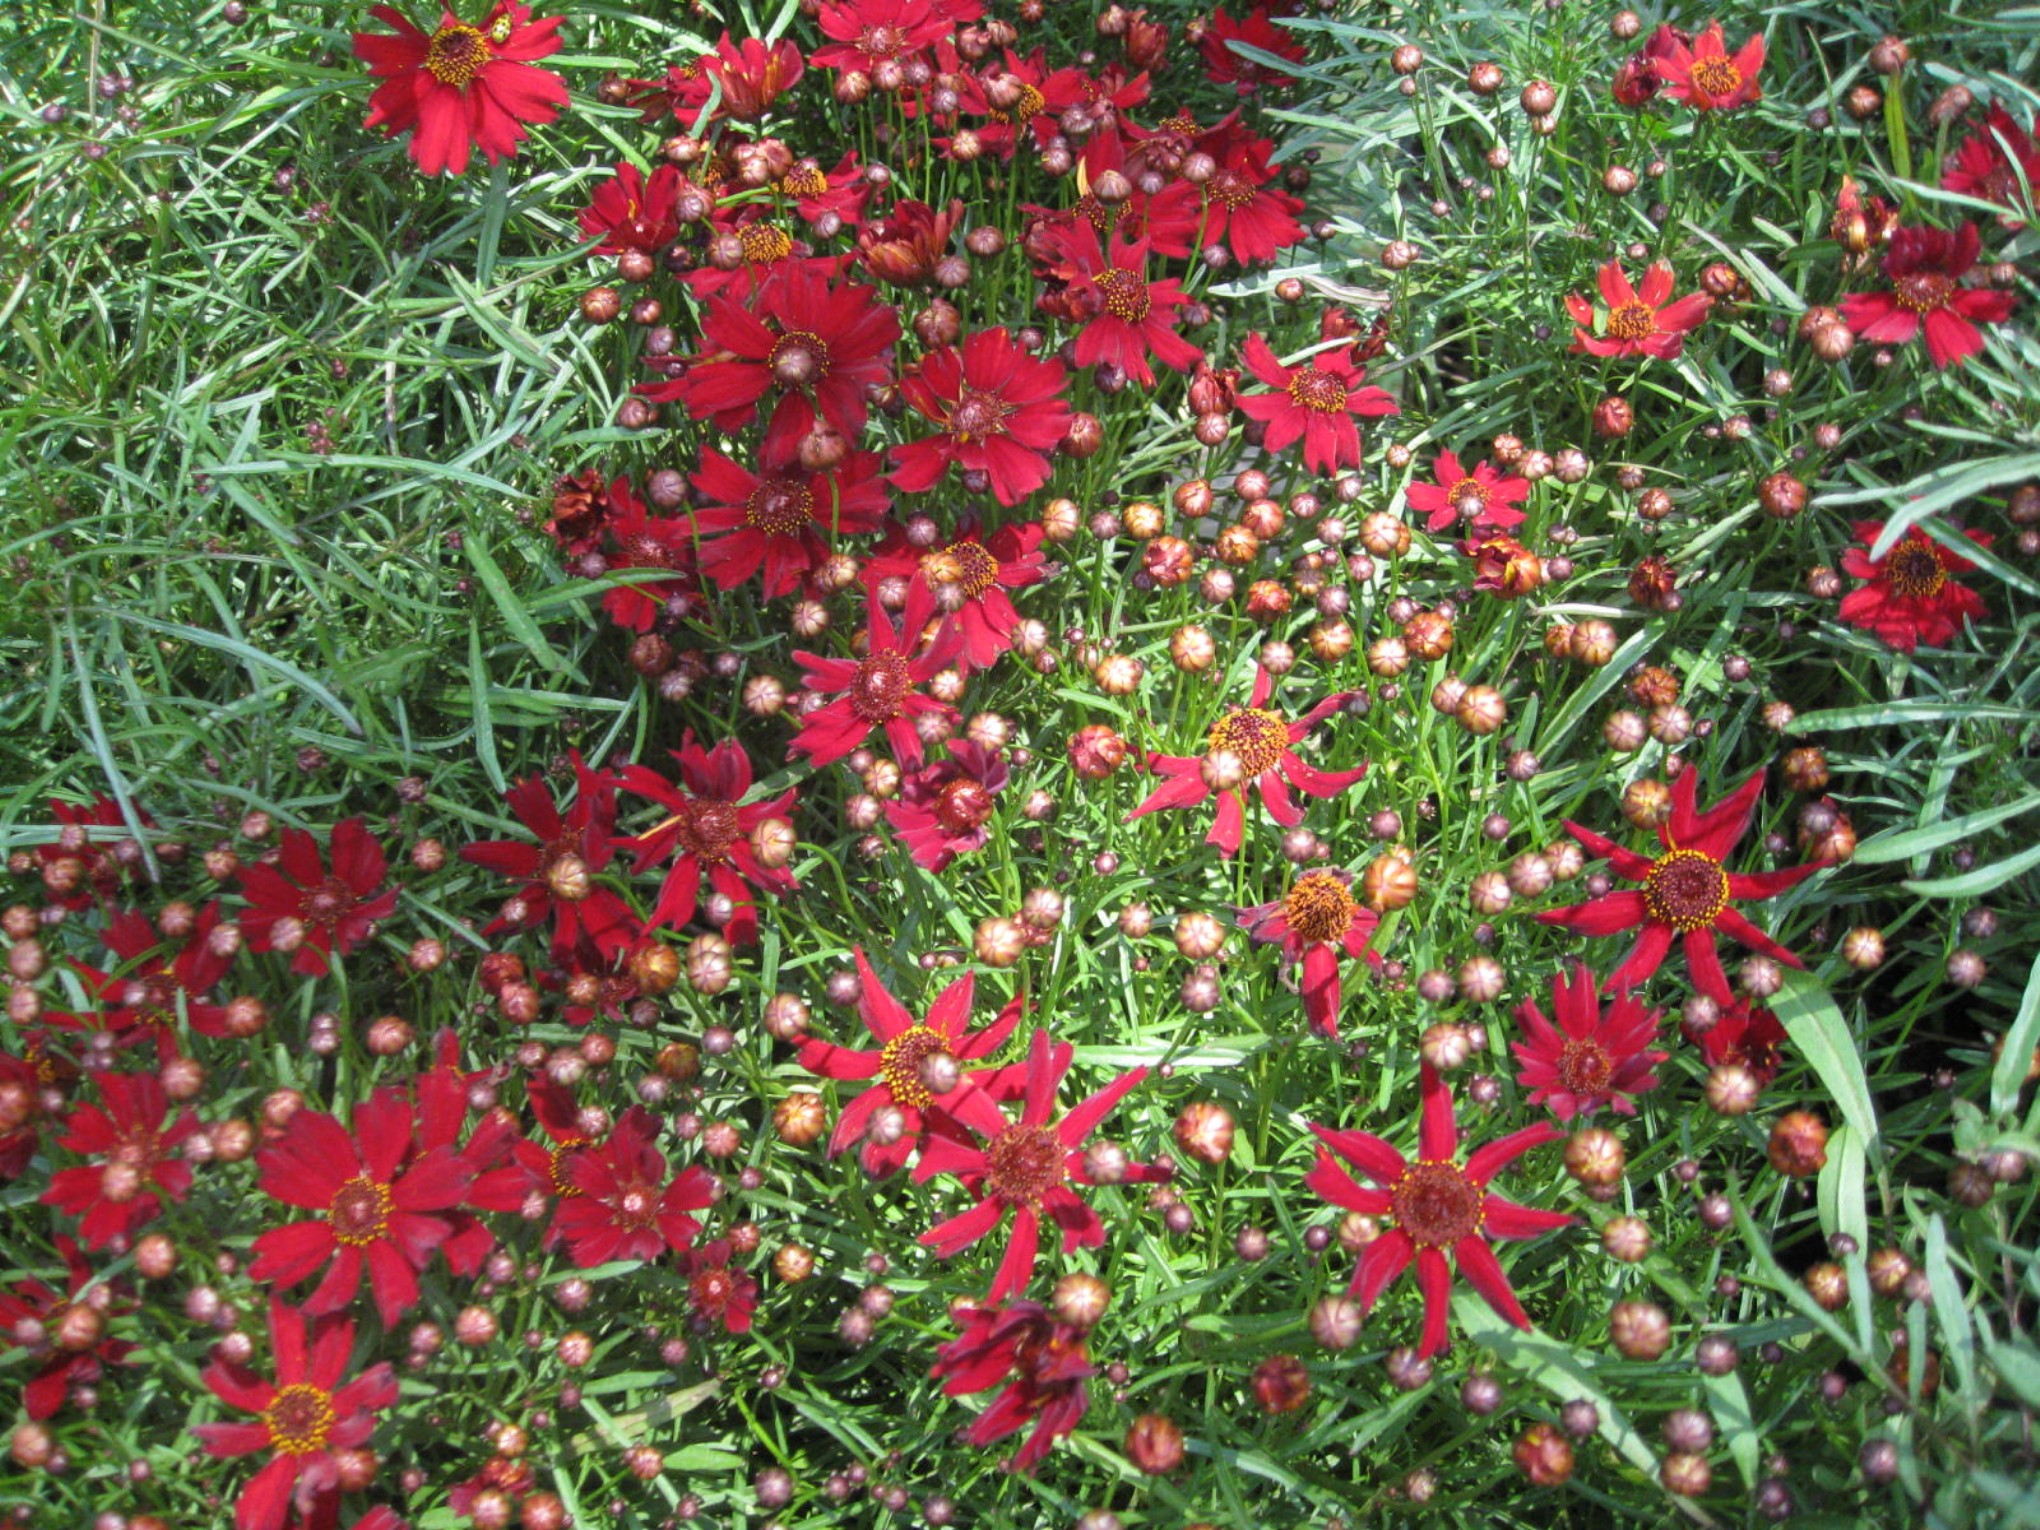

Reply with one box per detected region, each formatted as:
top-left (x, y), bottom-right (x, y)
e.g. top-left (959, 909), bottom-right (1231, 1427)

top-left (1042, 225), bottom-right (1202, 387)
top-left (681, 1238), bottom-right (758, 1333)
top-left (249, 1089), bottom-right (474, 1328)
top-left (36, 795), bottom-right (152, 909)
top-left (1307, 1066), bottom-right (1570, 1356)
top-left (1200, 7), bottom-right (1305, 95)
top-left (790, 585), bottom-right (961, 769)
top-left (1461, 531), bottom-right (1545, 598)
top-left (1837, 520), bottom-right (1993, 651)
top-left (1832, 174), bottom-right (1899, 266)
top-left (1944, 103), bottom-right (2040, 229)
top-left (885, 739), bottom-right (1010, 871)
top-left (1238, 870), bottom-right (1381, 1038)
top-left (0, 1236), bottom-right (135, 1419)
top-left (696, 32), bottom-right (805, 122)
top-left (857, 198), bottom-right (967, 287)
top-left (617, 735), bottom-right (798, 944)
top-left (460, 754), bottom-right (638, 965)
top-left (891, 328), bottom-right (1072, 507)
top-left (352, 2), bottom-right (568, 178)
top-left (1127, 664), bottom-right (1367, 857)
top-left (577, 161), bottom-right (681, 256)
top-left (47, 902), bottom-right (233, 1057)
top-left (1690, 997), bottom-right (1787, 1086)
top-left (780, 150), bottom-right (871, 227)
top-left (930, 1299), bottom-right (1095, 1474)
top-left (555, 1108), bottom-right (715, 1267)
top-left (689, 442), bottom-right (889, 599)
top-left (1838, 222), bottom-right (2016, 370)
top-left (1653, 21), bottom-right (1764, 111)
top-left (1511, 964), bottom-right (1667, 1121)
top-left (193, 1299), bottom-right (399, 1530)
top-left (796, 948), bottom-right (1025, 1178)
top-left (597, 478), bottom-right (702, 633)
top-left (42, 1070), bottom-right (199, 1250)
top-left (1567, 260), bottom-right (1712, 359)
top-left (1236, 333), bottom-right (1398, 476)
top-left (409, 1031), bottom-right (524, 1276)
top-left (913, 1029), bottom-right (1148, 1301)
top-left (1197, 130), bottom-right (1308, 264)
top-left (1405, 450), bottom-right (1530, 533)
top-left (545, 469), bottom-right (626, 556)
top-left (237, 818), bottom-right (399, 978)
top-left (0, 1050), bottom-right (48, 1181)
top-left (812, 0), bottom-right (952, 75)
top-left (491, 1071), bottom-right (599, 1234)
top-left (1536, 767), bottom-right (1827, 1007)
top-left (863, 519), bottom-right (1050, 673)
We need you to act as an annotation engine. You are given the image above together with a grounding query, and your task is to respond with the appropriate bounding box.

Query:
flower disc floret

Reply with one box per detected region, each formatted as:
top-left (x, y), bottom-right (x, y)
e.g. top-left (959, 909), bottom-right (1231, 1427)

top-left (1097, 268), bottom-right (1151, 322)
top-left (327, 1177), bottom-right (393, 1248)
top-left (1392, 1161), bottom-right (1484, 1247)
top-left (740, 224), bottom-right (794, 263)
top-left (878, 1026), bottom-right (947, 1109)
top-left (1687, 55), bottom-right (1742, 97)
top-left (928, 540), bottom-right (1001, 598)
top-left (851, 651), bottom-right (914, 722)
top-left (1288, 370), bottom-right (1348, 413)
top-left (424, 24), bottom-right (490, 85)
top-left (262, 1384), bottom-right (337, 1456)
top-left (948, 391), bottom-right (1011, 445)
top-left (1606, 301), bottom-right (1657, 341)
top-left (1208, 707), bottom-right (1288, 776)
top-left (1883, 542), bottom-right (1948, 598)
top-left (1558, 1039), bottom-right (1614, 1095)
top-left (675, 800), bottom-right (741, 862)
top-left (1283, 872), bottom-right (1359, 944)
top-left (1641, 849), bottom-right (1730, 932)
top-left (985, 1123), bottom-right (1068, 1206)
top-left (769, 329), bottom-right (832, 382)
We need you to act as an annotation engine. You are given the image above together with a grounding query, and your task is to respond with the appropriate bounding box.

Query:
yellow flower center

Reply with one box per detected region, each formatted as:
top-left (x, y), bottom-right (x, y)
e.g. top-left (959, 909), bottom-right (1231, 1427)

top-left (1282, 872), bottom-right (1357, 945)
top-left (1688, 55), bottom-right (1742, 98)
top-left (1606, 300), bottom-right (1657, 341)
top-left (1097, 268), bottom-right (1151, 323)
top-left (924, 540), bottom-right (1001, 598)
top-left (327, 1175), bottom-right (393, 1248)
top-left (1287, 368), bottom-right (1348, 414)
top-left (424, 24), bottom-right (492, 89)
top-left (1207, 707), bottom-right (1288, 777)
top-left (878, 1025), bottom-right (946, 1109)
top-left (1884, 540), bottom-right (1949, 599)
top-left (263, 1384), bottom-right (337, 1456)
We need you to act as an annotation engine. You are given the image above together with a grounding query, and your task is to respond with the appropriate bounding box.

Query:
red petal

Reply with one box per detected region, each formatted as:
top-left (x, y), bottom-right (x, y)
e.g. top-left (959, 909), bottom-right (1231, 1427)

top-left (1455, 1234), bottom-right (1532, 1329)
top-left (1414, 1245), bottom-right (1454, 1357)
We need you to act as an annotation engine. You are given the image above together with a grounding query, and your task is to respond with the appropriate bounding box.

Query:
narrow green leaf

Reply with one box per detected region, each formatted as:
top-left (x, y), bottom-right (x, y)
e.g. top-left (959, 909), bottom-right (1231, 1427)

top-left (1985, 1336), bottom-right (2040, 1409)
top-left (1816, 1123), bottom-right (1869, 1250)
top-left (1991, 954), bottom-right (2040, 1118)
top-left (1904, 839), bottom-right (2040, 898)
top-left (463, 525), bottom-right (573, 678)
top-left (467, 621), bottom-right (507, 796)
top-left (107, 612), bottom-right (363, 735)
top-left (1923, 1215), bottom-right (1981, 1418)
top-left (1701, 1370), bottom-right (1762, 1489)
top-left (1851, 793), bottom-right (2040, 868)
top-left (1772, 970), bottom-right (1879, 1152)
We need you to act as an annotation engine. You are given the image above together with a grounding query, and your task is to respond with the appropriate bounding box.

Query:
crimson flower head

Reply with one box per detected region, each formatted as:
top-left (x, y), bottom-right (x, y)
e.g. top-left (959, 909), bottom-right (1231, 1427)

top-left (1044, 226), bottom-right (1202, 387)
top-left (689, 442), bottom-right (889, 600)
top-left (857, 198), bottom-right (968, 287)
top-left (885, 739), bottom-right (1010, 871)
top-left (1306, 1064), bottom-right (1570, 1357)
top-left (1567, 260), bottom-right (1712, 359)
top-left (617, 735), bottom-right (798, 944)
top-left (1406, 450), bottom-right (1530, 533)
top-left (1837, 520), bottom-right (1992, 651)
top-left (1200, 7), bottom-right (1305, 94)
top-left (352, 2), bottom-right (567, 178)
top-left (1690, 996), bottom-right (1787, 1085)
top-left (238, 818), bottom-right (398, 977)
top-left (596, 479), bottom-right (702, 633)
top-left (812, 0), bottom-right (953, 75)
top-left (0, 1236), bottom-right (134, 1419)
top-left (1944, 103), bottom-right (2040, 228)
top-left (1511, 964), bottom-right (1667, 1121)
top-left (914, 1029), bottom-right (1149, 1301)
top-left (556, 1108), bottom-right (715, 1267)
top-left (1238, 870), bottom-right (1381, 1037)
top-left (1536, 767), bottom-right (1827, 1007)
top-left (193, 1299), bottom-right (399, 1530)
top-left (577, 161), bottom-right (682, 257)
top-left (1654, 20), bottom-right (1764, 110)
top-left (790, 584), bottom-right (961, 770)
top-left (891, 328), bottom-right (1073, 507)
top-left (1838, 222), bottom-right (2016, 370)
top-left (41, 1071), bottom-right (198, 1250)
top-left (864, 519), bottom-right (1050, 674)
top-left (1196, 127), bottom-right (1308, 264)
top-left (461, 753), bottom-right (638, 966)
top-left (697, 33), bottom-right (805, 122)
top-left (1236, 334), bottom-right (1398, 476)
top-left (796, 948), bottom-right (1025, 1178)
top-left (49, 902), bottom-right (233, 1057)
top-left (931, 1299), bottom-right (1096, 1474)
top-left (681, 1238), bottom-right (759, 1334)
top-left (1127, 664), bottom-right (1367, 857)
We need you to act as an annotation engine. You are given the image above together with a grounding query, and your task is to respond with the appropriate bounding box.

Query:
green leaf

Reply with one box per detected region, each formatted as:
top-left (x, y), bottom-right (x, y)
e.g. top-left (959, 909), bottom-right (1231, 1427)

top-left (1850, 792), bottom-right (2040, 868)
top-left (1772, 970), bottom-right (1879, 1152)
top-left (105, 611), bottom-right (363, 735)
top-left (1700, 1370), bottom-right (1762, 1489)
top-left (1986, 1336), bottom-right (2040, 1410)
top-left (1904, 839), bottom-right (2040, 898)
top-left (463, 523), bottom-right (574, 679)
top-left (1992, 954), bottom-right (2040, 1119)
top-left (1816, 1123), bottom-right (1869, 1250)
top-left (1922, 1215), bottom-right (1981, 1419)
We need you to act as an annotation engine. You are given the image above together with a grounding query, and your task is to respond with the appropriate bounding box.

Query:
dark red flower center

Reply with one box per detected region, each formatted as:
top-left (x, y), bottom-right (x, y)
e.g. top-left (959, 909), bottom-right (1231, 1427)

top-left (613, 1178), bottom-right (660, 1229)
top-left (676, 799), bottom-right (741, 863)
top-left (328, 1175), bottom-right (393, 1247)
top-left (692, 1268), bottom-right (733, 1310)
top-left (768, 330), bottom-right (832, 388)
top-left (878, 1025), bottom-right (946, 1109)
top-left (1558, 1038), bottom-right (1615, 1096)
top-left (1208, 170), bottom-right (1256, 210)
top-left (263, 1383), bottom-right (337, 1456)
top-left (1893, 272), bottom-right (1956, 315)
top-left (1606, 300), bottom-right (1658, 341)
top-left (1282, 872), bottom-right (1357, 945)
top-left (1641, 848), bottom-right (1730, 932)
top-left (424, 24), bottom-right (492, 89)
top-left (935, 778), bottom-right (995, 834)
top-left (739, 224), bottom-right (794, 264)
top-left (1075, 193), bottom-right (1117, 236)
top-left (1208, 706), bottom-right (1288, 777)
top-left (1687, 55), bottom-right (1743, 99)
top-left (859, 23), bottom-right (907, 59)
top-left (1287, 367), bottom-right (1348, 413)
top-left (947, 389), bottom-right (1011, 444)
top-left (621, 532), bottom-right (682, 570)
top-left (302, 879), bottom-right (354, 929)
top-left (109, 1124), bottom-right (163, 1169)
top-left (924, 540), bottom-right (1001, 598)
top-left (1096, 268), bottom-right (1152, 323)
top-left (849, 651), bottom-right (914, 722)
top-left (985, 1123), bottom-right (1066, 1205)
top-left (1391, 1160), bottom-right (1483, 1247)
top-left (745, 477), bottom-right (813, 537)
top-left (1884, 540), bottom-right (1949, 599)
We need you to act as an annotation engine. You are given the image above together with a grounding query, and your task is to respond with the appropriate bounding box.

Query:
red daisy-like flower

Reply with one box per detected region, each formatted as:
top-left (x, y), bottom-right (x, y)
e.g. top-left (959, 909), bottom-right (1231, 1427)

top-left (779, 150), bottom-right (871, 228)
top-left (681, 1238), bottom-right (759, 1334)
top-left (237, 818), bottom-right (399, 978)
top-left (790, 584), bottom-right (962, 770)
top-left (796, 947), bottom-right (1025, 1178)
top-left (689, 442), bottom-right (890, 600)
top-left (1025, 130), bottom-right (1203, 260)
top-left (556, 1108), bottom-right (715, 1267)
top-left (1654, 20), bottom-right (1764, 111)
top-left (352, 2), bottom-right (568, 178)
top-left (930, 1298), bottom-right (1096, 1474)
top-left (857, 197), bottom-right (968, 287)
top-left (486, 1071), bottom-right (600, 1234)
top-left (1944, 103), bottom-right (2040, 229)
top-left (891, 328), bottom-right (1073, 507)
top-left (36, 795), bottom-right (152, 909)
top-left (0, 1236), bottom-right (135, 1420)
top-left (1127, 664), bottom-right (1367, 857)
top-left (1511, 964), bottom-right (1667, 1121)
top-left (681, 207), bottom-right (836, 304)
top-left (408, 1031), bottom-right (524, 1276)
top-left (248, 1089), bottom-right (474, 1329)
top-left (885, 739), bottom-right (1010, 871)
top-left (1195, 126), bottom-right (1308, 265)
top-left (1238, 869), bottom-right (1382, 1038)
top-left (598, 476), bottom-right (703, 633)
top-left (460, 753), bottom-right (639, 966)
top-left (577, 161), bottom-right (682, 257)
top-left (193, 1299), bottom-right (399, 1530)
top-left (1042, 226), bottom-right (1202, 388)
top-left (1236, 333), bottom-right (1398, 477)
top-left (811, 0), bottom-right (953, 76)
top-left (692, 32), bottom-right (805, 123)
top-left (46, 902), bottom-right (233, 1057)
top-left (1689, 996), bottom-right (1787, 1086)
top-left (863, 519), bottom-right (1050, 674)
top-left (42, 1070), bottom-right (199, 1250)
top-left (1535, 767), bottom-right (1828, 1007)
top-left (617, 735), bottom-right (798, 944)
top-left (1199, 6), bottom-right (1305, 95)
top-left (1306, 1064), bottom-right (1571, 1357)
top-left (941, 46), bottom-right (1086, 161)
top-left (1838, 222), bottom-right (2017, 370)
top-left (1567, 260), bottom-right (1713, 360)
top-left (1837, 519), bottom-right (1993, 651)
top-left (1405, 449), bottom-right (1530, 533)
top-left (913, 1029), bottom-right (1149, 1302)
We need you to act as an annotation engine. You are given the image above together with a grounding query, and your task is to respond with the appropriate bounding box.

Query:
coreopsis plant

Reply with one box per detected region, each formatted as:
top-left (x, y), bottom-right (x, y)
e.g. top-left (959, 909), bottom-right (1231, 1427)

top-left (352, 2), bottom-right (568, 176)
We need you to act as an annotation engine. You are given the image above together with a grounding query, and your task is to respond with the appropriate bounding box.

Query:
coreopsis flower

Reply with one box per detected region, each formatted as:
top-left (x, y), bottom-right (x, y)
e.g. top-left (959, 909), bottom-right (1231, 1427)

top-left (47, 902), bottom-right (233, 1056)
top-left (249, 1089), bottom-right (474, 1328)
top-left (863, 519), bottom-right (1050, 673)
top-left (812, 0), bottom-right (953, 75)
top-left (1944, 103), bottom-right (2040, 228)
top-left (491, 1071), bottom-right (599, 1233)
top-left (1510, 964), bottom-right (1667, 1121)
top-left (1042, 225), bottom-right (1202, 387)
top-left (942, 46), bottom-right (1082, 160)
top-left (1235, 333), bottom-right (1398, 476)
top-left (237, 818), bottom-right (399, 977)
top-left (545, 469), bottom-right (626, 556)
top-left (1690, 997), bottom-right (1787, 1085)
top-left (1838, 222), bottom-right (2016, 370)
top-left (1407, 451), bottom-right (1530, 533)
top-left (681, 1238), bottom-right (758, 1333)
top-left (37, 795), bottom-right (151, 908)
top-left (555, 1108), bottom-right (715, 1267)
top-left (796, 948), bottom-right (1025, 1177)
top-left (1832, 174), bottom-right (1899, 266)
top-left (1127, 664), bottom-right (1367, 857)
top-left (1567, 260), bottom-right (1712, 360)
top-left (409, 1031), bottom-right (525, 1275)
top-left (617, 735), bottom-right (798, 944)
top-left (885, 739), bottom-right (1010, 871)
top-left (914, 1030), bottom-right (1149, 1301)
top-left (1238, 870), bottom-right (1381, 1037)
top-left (194, 1299), bottom-right (399, 1530)
top-left (1305, 1064), bottom-right (1571, 1357)
top-left (1462, 532), bottom-right (1545, 597)
top-left (857, 198), bottom-right (967, 286)
top-left (0, 1236), bottom-right (134, 1419)
top-left (577, 161), bottom-right (682, 256)
top-left (695, 32), bottom-right (805, 122)
top-left (689, 442), bottom-right (889, 599)
top-left (890, 328), bottom-right (1073, 507)
top-left (1200, 6), bottom-right (1305, 94)
top-left (1837, 520), bottom-right (1993, 651)
top-left (41, 1071), bottom-right (199, 1250)
top-left (1653, 20), bottom-right (1764, 111)
top-left (682, 206), bottom-right (831, 303)
top-left (1610, 24), bottom-right (1689, 108)
top-left (1536, 767), bottom-right (1827, 1007)
top-left (930, 1299), bottom-right (1096, 1473)
top-left (780, 150), bottom-right (871, 227)
top-left (352, 2), bottom-right (568, 178)
top-left (596, 480), bottom-right (702, 633)
top-left (460, 754), bottom-right (638, 965)
top-left (1198, 130), bottom-right (1309, 264)
top-left (0, 1051), bottom-right (47, 1180)
top-left (790, 584), bottom-right (962, 769)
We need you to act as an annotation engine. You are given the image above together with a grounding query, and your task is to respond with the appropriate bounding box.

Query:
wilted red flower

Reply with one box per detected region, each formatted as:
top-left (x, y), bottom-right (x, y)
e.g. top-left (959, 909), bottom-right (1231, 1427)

top-left (545, 469), bottom-right (626, 556)
top-left (1831, 174), bottom-right (1899, 264)
top-left (352, 2), bottom-right (568, 178)
top-left (238, 819), bottom-right (398, 978)
top-left (891, 328), bottom-right (1073, 507)
top-left (577, 161), bottom-right (682, 256)
top-left (857, 198), bottom-right (967, 286)
top-left (1406, 451), bottom-right (1529, 533)
top-left (1511, 964), bottom-right (1667, 1121)
top-left (780, 150), bottom-right (871, 227)
top-left (1837, 520), bottom-right (1993, 651)
top-left (0, 1236), bottom-right (134, 1419)
top-left (41, 1071), bottom-right (198, 1251)
top-left (1536, 768), bottom-right (1828, 1007)
top-left (1654, 20), bottom-right (1764, 111)
top-left (1306, 1064), bottom-right (1570, 1357)
top-left (460, 754), bottom-right (638, 966)
top-left (47, 902), bottom-right (233, 1056)
top-left (1461, 532), bottom-right (1545, 596)
top-left (1200, 6), bottom-right (1305, 95)
top-left (931, 1299), bottom-right (1095, 1473)
top-left (193, 1299), bottom-right (398, 1530)
top-left (1943, 103), bottom-right (2040, 228)
top-left (1127, 664), bottom-right (1367, 857)
top-left (1042, 225), bottom-right (1202, 387)
top-left (864, 519), bottom-right (1051, 673)
top-left (556, 1108), bottom-right (715, 1267)
top-left (689, 442), bottom-right (890, 599)
top-left (618, 735), bottom-right (798, 944)
top-left (1238, 870), bottom-right (1381, 1037)
top-left (681, 1238), bottom-right (758, 1333)
top-left (697, 32), bottom-right (805, 121)
top-left (796, 947), bottom-right (1024, 1177)
top-left (885, 739), bottom-right (1010, 871)
top-left (1838, 222), bottom-right (2016, 370)
top-left (1567, 260), bottom-right (1712, 359)
top-left (790, 585), bottom-right (961, 770)
top-left (1690, 997), bottom-right (1787, 1085)
top-left (1235, 333), bottom-right (1398, 476)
